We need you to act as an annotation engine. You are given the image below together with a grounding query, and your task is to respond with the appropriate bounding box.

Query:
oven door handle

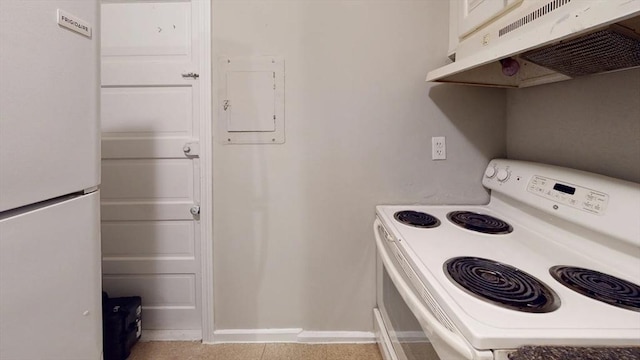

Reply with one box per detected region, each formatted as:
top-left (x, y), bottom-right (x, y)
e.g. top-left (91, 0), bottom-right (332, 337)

top-left (374, 219), bottom-right (485, 360)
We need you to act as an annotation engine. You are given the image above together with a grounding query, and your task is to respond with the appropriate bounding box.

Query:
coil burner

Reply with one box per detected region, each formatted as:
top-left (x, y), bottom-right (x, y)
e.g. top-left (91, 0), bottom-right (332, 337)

top-left (394, 210), bottom-right (441, 229)
top-left (445, 257), bottom-right (560, 313)
top-left (447, 211), bottom-right (513, 235)
top-left (550, 266), bottom-right (640, 312)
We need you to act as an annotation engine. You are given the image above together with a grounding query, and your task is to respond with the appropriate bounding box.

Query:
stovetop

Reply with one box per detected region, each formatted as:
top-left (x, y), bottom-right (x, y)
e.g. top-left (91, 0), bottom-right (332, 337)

top-left (444, 256), bottom-right (561, 314)
top-left (376, 202), bottom-right (640, 349)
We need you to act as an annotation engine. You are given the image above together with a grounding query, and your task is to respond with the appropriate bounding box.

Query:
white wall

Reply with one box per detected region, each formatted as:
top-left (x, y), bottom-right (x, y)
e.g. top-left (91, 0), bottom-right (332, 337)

top-left (212, 0), bottom-right (506, 334)
top-left (506, 69), bottom-right (640, 183)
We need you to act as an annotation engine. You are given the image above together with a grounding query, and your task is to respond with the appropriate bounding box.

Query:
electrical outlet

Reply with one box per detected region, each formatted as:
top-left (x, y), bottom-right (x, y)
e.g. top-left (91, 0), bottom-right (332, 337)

top-left (432, 136), bottom-right (446, 160)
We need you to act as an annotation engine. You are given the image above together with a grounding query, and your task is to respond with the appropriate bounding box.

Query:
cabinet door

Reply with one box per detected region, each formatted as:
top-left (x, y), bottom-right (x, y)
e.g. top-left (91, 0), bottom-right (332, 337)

top-left (458, 0), bottom-right (523, 38)
top-left (449, 0), bottom-right (460, 58)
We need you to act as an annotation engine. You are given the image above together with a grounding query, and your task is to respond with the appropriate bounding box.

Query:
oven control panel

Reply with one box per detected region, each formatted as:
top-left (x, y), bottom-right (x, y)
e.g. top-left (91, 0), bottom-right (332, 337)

top-left (483, 159), bottom-right (639, 246)
top-left (527, 175), bottom-right (609, 215)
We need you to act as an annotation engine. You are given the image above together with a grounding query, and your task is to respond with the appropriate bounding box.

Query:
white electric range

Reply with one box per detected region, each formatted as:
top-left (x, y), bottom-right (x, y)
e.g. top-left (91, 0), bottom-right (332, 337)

top-left (374, 159), bottom-right (640, 360)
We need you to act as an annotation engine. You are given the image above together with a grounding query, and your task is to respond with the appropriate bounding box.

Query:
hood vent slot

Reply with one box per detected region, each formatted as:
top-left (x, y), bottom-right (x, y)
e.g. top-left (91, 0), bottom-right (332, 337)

top-left (499, 0), bottom-right (572, 37)
top-left (521, 25), bottom-right (640, 77)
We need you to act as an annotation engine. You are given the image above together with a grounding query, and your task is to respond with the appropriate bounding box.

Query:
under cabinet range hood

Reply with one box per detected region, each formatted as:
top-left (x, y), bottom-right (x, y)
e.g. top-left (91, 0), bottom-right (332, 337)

top-left (427, 0), bottom-right (640, 88)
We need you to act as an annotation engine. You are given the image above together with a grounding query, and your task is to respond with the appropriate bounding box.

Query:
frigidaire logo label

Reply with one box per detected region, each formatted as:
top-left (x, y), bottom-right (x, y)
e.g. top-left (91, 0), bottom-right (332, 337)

top-left (61, 15), bottom-right (88, 32)
top-left (57, 9), bottom-right (92, 38)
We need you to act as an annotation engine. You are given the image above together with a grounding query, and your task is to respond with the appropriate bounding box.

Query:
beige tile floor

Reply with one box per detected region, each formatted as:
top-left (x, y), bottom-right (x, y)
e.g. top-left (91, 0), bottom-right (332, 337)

top-left (128, 342), bottom-right (383, 360)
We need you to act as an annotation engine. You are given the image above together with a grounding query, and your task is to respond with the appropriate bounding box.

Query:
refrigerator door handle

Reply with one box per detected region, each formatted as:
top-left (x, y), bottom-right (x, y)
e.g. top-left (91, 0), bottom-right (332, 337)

top-left (84, 186), bottom-right (99, 194)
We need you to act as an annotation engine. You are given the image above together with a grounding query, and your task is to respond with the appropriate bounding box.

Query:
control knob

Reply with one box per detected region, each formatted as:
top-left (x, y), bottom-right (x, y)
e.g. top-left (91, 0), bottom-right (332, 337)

top-left (496, 169), bottom-right (510, 182)
top-left (484, 166), bottom-right (497, 178)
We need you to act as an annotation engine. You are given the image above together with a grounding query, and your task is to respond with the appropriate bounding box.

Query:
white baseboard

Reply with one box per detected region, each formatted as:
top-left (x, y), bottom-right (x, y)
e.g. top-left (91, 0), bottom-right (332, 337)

top-left (140, 330), bottom-right (203, 342)
top-left (210, 328), bottom-right (375, 344)
top-left (211, 328), bottom-right (302, 343)
top-left (297, 331), bottom-right (376, 343)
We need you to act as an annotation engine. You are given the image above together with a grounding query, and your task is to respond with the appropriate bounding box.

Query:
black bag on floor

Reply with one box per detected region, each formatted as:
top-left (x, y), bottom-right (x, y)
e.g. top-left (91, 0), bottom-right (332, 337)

top-left (102, 292), bottom-right (142, 360)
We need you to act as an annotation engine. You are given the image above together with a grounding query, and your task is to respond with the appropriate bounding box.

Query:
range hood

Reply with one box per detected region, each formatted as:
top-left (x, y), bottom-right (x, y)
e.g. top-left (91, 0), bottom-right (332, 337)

top-left (427, 0), bottom-right (640, 88)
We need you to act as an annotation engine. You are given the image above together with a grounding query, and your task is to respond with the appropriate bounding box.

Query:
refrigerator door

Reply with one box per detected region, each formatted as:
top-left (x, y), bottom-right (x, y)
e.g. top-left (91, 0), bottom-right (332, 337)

top-left (0, 191), bottom-right (102, 360)
top-left (0, 0), bottom-right (100, 212)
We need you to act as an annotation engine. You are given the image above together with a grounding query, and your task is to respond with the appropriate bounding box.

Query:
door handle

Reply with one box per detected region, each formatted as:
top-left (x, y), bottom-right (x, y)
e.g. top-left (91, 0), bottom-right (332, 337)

top-left (182, 72), bottom-right (200, 79)
top-left (190, 205), bottom-right (200, 216)
top-left (182, 141), bottom-right (200, 156)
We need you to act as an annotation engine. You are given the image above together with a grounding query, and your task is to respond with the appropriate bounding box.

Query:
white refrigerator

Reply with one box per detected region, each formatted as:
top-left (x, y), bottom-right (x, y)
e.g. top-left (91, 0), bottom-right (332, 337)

top-left (0, 0), bottom-right (102, 359)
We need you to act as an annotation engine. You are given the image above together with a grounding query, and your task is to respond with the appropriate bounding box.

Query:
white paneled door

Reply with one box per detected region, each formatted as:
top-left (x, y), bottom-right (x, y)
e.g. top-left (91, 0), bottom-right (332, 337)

top-left (101, 0), bottom-right (205, 336)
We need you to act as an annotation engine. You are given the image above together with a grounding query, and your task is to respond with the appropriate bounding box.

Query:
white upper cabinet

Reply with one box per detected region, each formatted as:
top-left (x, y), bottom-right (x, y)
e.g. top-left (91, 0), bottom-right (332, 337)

top-left (458, 0), bottom-right (523, 38)
top-left (448, 0), bottom-right (460, 58)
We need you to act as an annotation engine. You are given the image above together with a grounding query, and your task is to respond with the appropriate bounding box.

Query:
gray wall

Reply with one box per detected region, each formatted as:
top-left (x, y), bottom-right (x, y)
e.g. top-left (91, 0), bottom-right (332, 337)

top-left (212, 0), bottom-right (506, 332)
top-left (506, 68), bottom-right (640, 183)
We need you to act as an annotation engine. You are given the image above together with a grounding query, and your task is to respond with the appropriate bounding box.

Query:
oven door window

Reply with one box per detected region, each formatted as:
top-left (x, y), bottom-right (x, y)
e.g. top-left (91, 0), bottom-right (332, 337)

top-left (381, 265), bottom-right (441, 360)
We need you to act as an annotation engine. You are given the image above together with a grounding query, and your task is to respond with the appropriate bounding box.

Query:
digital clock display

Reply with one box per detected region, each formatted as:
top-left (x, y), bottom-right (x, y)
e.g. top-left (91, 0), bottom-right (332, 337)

top-left (553, 183), bottom-right (576, 195)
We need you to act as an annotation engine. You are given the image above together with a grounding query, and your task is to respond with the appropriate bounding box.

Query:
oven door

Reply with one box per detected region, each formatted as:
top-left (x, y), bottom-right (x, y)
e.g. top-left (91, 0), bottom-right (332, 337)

top-left (377, 258), bottom-right (439, 360)
top-left (374, 218), bottom-right (493, 360)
